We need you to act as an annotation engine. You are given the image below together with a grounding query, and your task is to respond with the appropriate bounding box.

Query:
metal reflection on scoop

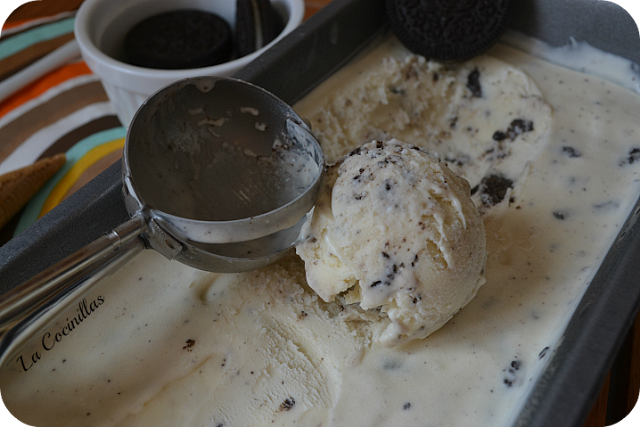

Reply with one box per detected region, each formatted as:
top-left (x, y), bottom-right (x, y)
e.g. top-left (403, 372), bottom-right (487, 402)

top-left (123, 76), bottom-right (324, 271)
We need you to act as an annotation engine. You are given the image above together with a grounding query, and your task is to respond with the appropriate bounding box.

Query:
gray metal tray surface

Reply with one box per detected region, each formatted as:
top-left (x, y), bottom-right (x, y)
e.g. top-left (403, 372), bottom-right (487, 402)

top-left (1, 0), bottom-right (640, 426)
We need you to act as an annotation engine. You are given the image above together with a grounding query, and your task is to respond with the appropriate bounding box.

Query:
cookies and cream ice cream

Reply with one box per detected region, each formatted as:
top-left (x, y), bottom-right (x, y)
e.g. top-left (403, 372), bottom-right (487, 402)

top-left (2, 31), bottom-right (640, 427)
top-left (297, 139), bottom-right (486, 347)
top-left (295, 37), bottom-right (553, 193)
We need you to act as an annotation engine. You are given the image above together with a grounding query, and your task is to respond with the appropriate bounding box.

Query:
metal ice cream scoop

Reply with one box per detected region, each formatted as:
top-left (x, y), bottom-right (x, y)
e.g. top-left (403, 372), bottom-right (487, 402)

top-left (0, 77), bottom-right (324, 365)
top-left (122, 76), bottom-right (324, 271)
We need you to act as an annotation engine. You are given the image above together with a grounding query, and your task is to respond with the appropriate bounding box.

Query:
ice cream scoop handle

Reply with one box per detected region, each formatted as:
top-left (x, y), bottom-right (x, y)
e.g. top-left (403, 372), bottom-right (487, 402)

top-left (0, 216), bottom-right (146, 366)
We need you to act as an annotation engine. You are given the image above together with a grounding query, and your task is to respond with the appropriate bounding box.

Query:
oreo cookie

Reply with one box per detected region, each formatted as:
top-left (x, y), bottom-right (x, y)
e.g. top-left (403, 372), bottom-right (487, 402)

top-left (235, 0), bottom-right (285, 58)
top-left (124, 10), bottom-right (233, 69)
top-left (386, 0), bottom-right (511, 61)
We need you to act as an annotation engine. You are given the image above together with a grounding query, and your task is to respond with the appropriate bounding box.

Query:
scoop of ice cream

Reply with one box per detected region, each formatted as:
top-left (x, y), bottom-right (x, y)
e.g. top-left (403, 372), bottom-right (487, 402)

top-left (296, 139), bottom-right (486, 347)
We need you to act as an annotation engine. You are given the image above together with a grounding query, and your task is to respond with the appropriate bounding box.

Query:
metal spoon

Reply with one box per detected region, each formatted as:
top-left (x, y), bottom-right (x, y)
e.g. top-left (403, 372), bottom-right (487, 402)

top-left (0, 76), bottom-right (324, 366)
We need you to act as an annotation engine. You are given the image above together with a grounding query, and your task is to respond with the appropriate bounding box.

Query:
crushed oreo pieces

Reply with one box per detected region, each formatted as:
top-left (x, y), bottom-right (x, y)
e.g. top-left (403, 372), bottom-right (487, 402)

top-left (279, 397), bottom-right (296, 411)
top-left (553, 211), bottom-right (568, 220)
top-left (503, 359), bottom-right (522, 388)
top-left (471, 174), bottom-right (514, 206)
top-left (562, 146), bottom-right (582, 158)
top-left (467, 67), bottom-right (482, 97)
top-left (182, 339), bottom-right (196, 351)
top-left (619, 147), bottom-right (640, 166)
top-left (493, 119), bottom-right (534, 141)
top-left (539, 347), bottom-right (550, 359)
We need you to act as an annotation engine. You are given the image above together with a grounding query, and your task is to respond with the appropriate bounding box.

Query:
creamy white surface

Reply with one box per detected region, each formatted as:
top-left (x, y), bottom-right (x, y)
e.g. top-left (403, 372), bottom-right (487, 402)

top-left (2, 35), bottom-right (640, 427)
top-left (296, 139), bottom-right (487, 347)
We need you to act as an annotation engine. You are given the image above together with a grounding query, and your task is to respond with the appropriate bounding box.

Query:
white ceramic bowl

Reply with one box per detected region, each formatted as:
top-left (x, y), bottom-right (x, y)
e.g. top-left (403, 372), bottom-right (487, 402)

top-left (74, 0), bottom-right (305, 127)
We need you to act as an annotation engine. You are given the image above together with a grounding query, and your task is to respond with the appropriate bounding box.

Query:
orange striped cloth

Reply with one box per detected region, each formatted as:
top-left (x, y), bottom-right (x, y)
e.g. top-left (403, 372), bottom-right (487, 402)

top-left (0, 10), bottom-right (125, 245)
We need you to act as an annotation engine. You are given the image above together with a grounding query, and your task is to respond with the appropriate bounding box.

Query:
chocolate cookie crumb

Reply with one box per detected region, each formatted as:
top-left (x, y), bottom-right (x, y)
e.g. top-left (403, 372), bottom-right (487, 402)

top-left (493, 119), bottom-right (535, 142)
top-left (467, 68), bottom-right (482, 97)
top-left (539, 347), bottom-right (550, 359)
top-left (279, 397), bottom-right (296, 411)
top-left (562, 146), bottom-right (582, 158)
top-left (553, 211), bottom-right (567, 220)
top-left (493, 130), bottom-right (507, 141)
top-left (503, 359), bottom-right (521, 388)
top-left (620, 147), bottom-right (640, 165)
top-left (508, 119), bottom-right (534, 139)
top-left (349, 147), bottom-right (362, 157)
top-left (475, 174), bottom-right (513, 206)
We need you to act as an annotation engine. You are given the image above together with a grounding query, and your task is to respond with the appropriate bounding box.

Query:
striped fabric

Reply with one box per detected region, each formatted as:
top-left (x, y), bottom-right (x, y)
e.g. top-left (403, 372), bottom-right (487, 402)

top-left (0, 10), bottom-right (125, 245)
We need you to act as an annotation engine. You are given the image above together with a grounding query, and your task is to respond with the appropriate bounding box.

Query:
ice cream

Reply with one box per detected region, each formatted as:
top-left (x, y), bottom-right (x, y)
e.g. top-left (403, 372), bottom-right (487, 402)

top-left (2, 31), bottom-right (640, 427)
top-left (295, 37), bottom-right (553, 194)
top-left (297, 139), bottom-right (486, 347)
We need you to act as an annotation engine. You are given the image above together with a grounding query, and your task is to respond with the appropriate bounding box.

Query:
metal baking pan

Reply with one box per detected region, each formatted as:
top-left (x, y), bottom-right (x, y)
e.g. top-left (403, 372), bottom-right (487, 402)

top-left (1, 0), bottom-right (640, 425)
